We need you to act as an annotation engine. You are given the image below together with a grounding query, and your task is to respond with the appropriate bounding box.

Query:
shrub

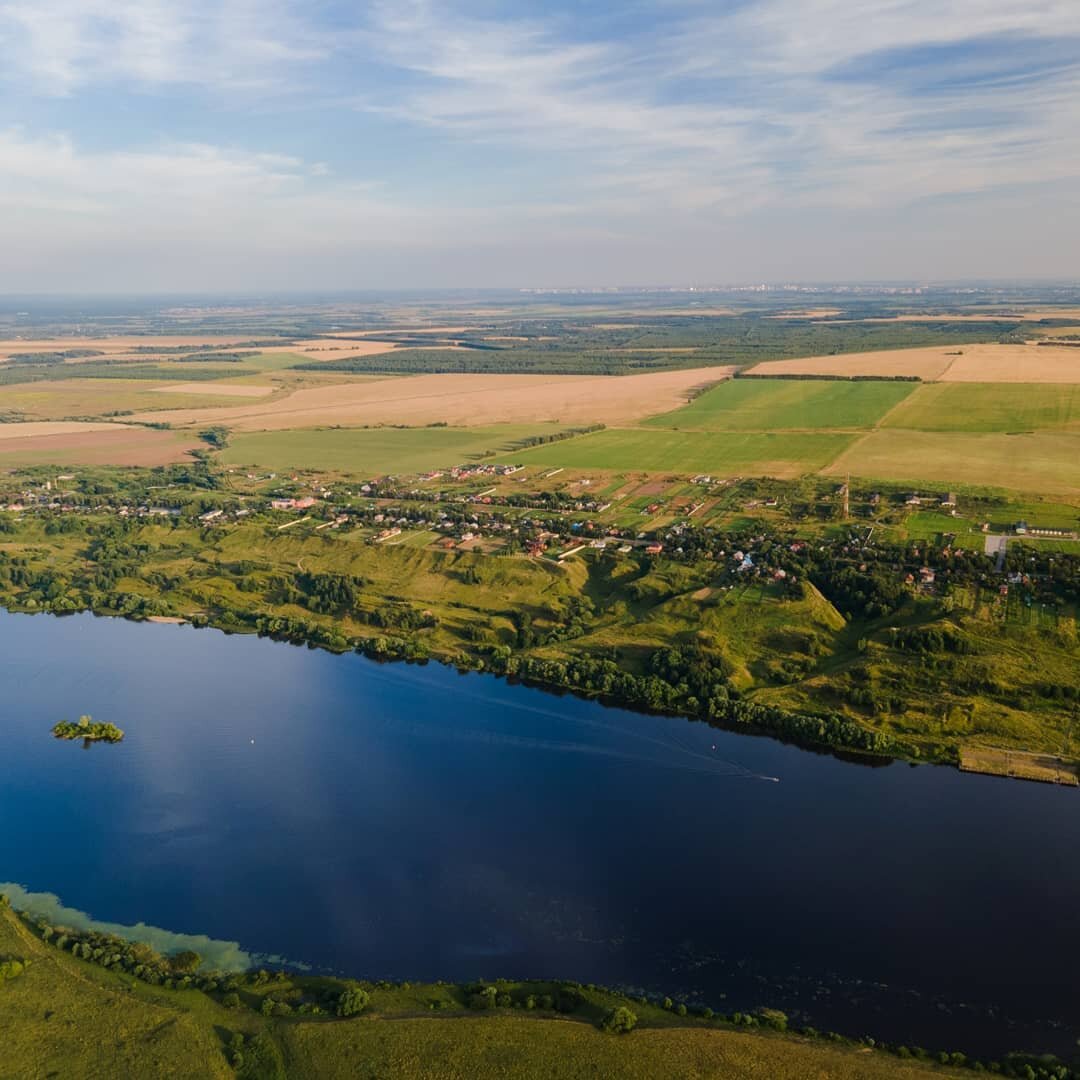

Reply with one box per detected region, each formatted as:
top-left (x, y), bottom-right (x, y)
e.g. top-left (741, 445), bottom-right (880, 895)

top-left (602, 1006), bottom-right (638, 1034)
top-left (0, 958), bottom-right (26, 981)
top-left (336, 987), bottom-right (370, 1017)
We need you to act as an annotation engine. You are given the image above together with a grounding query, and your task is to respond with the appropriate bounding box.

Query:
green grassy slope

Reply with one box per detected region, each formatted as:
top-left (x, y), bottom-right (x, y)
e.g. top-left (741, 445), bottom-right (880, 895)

top-left (0, 903), bottom-right (965, 1080)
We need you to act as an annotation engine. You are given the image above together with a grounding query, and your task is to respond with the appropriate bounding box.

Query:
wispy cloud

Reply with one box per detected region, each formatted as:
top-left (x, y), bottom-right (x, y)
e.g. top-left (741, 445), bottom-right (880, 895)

top-left (0, 0), bottom-right (324, 95)
top-left (0, 0), bottom-right (1078, 286)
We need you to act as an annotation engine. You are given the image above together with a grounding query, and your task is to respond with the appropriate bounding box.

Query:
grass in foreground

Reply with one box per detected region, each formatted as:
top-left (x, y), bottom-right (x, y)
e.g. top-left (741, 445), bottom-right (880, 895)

top-left (0, 901), bottom-right (971, 1080)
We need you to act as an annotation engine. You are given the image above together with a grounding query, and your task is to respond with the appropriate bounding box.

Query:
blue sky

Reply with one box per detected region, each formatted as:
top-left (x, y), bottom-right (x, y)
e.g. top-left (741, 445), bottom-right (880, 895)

top-left (1, 0), bottom-right (1078, 290)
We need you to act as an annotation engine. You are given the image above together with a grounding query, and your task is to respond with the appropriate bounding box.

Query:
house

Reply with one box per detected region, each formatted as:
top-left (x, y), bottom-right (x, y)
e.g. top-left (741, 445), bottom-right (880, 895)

top-left (919, 567), bottom-right (936, 586)
top-left (645, 542), bottom-right (663, 555)
top-left (905, 494), bottom-right (922, 506)
top-left (941, 493), bottom-right (957, 508)
top-left (198, 509), bottom-right (224, 523)
top-left (270, 498), bottom-right (294, 510)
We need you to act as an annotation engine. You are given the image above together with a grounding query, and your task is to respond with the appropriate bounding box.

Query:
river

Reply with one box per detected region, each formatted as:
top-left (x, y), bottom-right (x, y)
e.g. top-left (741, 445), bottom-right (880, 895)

top-left (0, 610), bottom-right (1076, 1058)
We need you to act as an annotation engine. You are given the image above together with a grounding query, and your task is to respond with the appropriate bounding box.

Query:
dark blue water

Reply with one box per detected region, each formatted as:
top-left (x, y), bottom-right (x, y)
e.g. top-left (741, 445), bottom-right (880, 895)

top-left (0, 610), bottom-right (1077, 1058)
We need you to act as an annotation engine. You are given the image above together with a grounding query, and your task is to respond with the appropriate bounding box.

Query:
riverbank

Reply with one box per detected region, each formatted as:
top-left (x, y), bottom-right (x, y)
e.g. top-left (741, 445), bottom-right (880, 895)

top-left (0, 486), bottom-right (1076, 778)
top-left (0, 899), bottom-right (1037, 1079)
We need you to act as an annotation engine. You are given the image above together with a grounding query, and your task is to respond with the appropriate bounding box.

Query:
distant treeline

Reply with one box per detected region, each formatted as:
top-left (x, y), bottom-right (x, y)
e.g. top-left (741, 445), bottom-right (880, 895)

top-left (288, 316), bottom-right (1025, 377)
top-left (166, 351), bottom-right (258, 363)
top-left (508, 425), bottom-right (605, 449)
top-left (7, 349), bottom-right (105, 364)
top-left (734, 372), bottom-right (923, 382)
top-left (131, 340), bottom-right (290, 353)
top-left (0, 364), bottom-right (242, 386)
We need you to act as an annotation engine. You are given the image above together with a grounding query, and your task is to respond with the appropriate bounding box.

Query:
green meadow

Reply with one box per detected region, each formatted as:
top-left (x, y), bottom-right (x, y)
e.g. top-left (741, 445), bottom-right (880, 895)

top-left (883, 382), bottom-right (1080, 432)
top-left (824, 429), bottom-right (1080, 499)
top-left (647, 377), bottom-right (916, 431)
top-left (511, 428), bottom-right (855, 476)
top-left (220, 424), bottom-right (566, 474)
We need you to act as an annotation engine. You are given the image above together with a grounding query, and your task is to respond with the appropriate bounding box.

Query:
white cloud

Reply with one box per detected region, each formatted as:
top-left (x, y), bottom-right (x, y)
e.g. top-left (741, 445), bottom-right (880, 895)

top-left (0, 0), bottom-right (324, 95)
top-left (0, 1), bottom-right (1078, 285)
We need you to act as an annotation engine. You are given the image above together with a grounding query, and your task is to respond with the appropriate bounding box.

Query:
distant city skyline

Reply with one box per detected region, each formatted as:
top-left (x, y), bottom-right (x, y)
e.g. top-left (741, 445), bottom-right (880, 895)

top-left (1, 0), bottom-right (1078, 291)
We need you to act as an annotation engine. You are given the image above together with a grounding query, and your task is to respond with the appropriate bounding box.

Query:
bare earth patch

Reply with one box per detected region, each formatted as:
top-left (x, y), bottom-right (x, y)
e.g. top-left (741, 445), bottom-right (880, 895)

top-left (150, 382), bottom-right (274, 397)
top-left (127, 368), bottom-right (735, 433)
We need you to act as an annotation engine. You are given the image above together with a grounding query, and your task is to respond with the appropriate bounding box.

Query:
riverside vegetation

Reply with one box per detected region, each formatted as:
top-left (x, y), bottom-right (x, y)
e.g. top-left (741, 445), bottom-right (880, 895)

top-left (1, 895), bottom-right (1071, 1080)
top-left (0, 460), bottom-right (1076, 774)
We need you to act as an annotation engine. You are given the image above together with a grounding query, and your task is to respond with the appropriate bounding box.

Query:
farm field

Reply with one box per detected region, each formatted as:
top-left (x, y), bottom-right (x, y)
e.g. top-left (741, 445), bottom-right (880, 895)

top-left (510, 428), bottom-right (855, 476)
top-left (747, 342), bottom-right (1080, 382)
top-left (824, 430), bottom-right (1080, 498)
top-left (646, 377), bottom-right (915, 431)
top-left (0, 422), bottom-right (199, 466)
top-left (0, 377), bottom-right (274, 419)
top-left (883, 382), bottom-right (1080, 432)
top-left (220, 424), bottom-right (568, 474)
top-left (129, 368), bottom-right (731, 432)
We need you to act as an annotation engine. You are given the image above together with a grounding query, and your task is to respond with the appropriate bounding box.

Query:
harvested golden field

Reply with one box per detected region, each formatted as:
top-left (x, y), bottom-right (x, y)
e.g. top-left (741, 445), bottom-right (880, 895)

top-left (937, 343), bottom-right (1080, 382)
top-left (746, 348), bottom-right (956, 380)
top-left (747, 342), bottom-right (1080, 382)
top-left (0, 334), bottom-right (400, 366)
top-left (128, 367), bottom-right (734, 433)
top-left (851, 309), bottom-right (1080, 323)
top-left (0, 422), bottom-right (199, 466)
top-left (0, 335), bottom-right (263, 358)
top-left (823, 429), bottom-right (1080, 498)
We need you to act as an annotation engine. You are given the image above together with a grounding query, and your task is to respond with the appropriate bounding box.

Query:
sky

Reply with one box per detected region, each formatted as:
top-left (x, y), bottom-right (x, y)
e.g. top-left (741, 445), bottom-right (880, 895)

top-left (1, 0), bottom-right (1078, 291)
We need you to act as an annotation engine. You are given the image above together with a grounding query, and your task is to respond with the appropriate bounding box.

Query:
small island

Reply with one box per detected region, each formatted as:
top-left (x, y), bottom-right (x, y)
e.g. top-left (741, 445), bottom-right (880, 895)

top-left (52, 716), bottom-right (125, 744)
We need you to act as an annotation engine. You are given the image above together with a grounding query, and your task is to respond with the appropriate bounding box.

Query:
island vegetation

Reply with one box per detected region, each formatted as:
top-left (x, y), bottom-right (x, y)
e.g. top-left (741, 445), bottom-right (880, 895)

top-left (51, 715), bottom-right (125, 743)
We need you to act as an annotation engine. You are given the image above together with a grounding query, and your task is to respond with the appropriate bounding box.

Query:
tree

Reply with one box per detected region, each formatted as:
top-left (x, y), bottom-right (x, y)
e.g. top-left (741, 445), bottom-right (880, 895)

top-left (602, 1006), bottom-right (638, 1034)
top-left (336, 987), bottom-right (370, 1017)
top-left (170, 950), bottom-right (201, 974)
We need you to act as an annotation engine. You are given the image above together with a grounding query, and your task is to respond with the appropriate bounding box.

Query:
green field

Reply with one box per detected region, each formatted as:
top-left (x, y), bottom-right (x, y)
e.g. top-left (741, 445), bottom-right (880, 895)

top-left (884, 382), bottom-right (1080, 432)
top-left (825, 430), bottom-right (1080, 498)
top-left (220, 424), bottom-right (566, 474)
top-left (512, 428), bottom-right (855, 477)
top-left (648, 378), bottom-right (916, 431)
